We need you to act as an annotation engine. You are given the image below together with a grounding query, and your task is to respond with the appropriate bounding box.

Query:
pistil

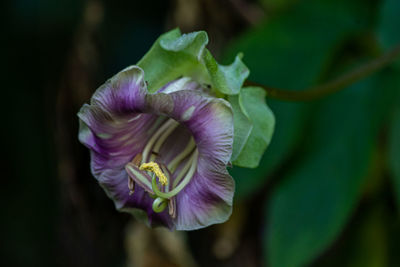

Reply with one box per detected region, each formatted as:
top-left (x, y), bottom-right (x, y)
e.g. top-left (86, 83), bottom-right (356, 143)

top-left (151, 150), bottom-right (198, 199)
top-left (140, 162), bottom-right (168, 185)
top-left (125, 164), bottom-right (153, 189)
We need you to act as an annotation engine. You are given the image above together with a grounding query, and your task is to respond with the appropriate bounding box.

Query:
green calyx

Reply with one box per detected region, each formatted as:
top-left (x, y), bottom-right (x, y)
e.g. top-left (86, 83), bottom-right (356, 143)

top-left (137, 28), bottom-right (275, 169)
top-left (137, 28), bottom-right (249, 95)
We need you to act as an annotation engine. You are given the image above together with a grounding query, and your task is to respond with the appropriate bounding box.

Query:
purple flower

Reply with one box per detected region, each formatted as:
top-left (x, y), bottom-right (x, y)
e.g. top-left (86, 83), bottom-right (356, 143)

top-left (78, 66), bottom-right (235, 230)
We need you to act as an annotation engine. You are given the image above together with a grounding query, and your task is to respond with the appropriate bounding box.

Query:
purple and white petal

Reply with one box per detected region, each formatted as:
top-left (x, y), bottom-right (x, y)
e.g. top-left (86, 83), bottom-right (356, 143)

top-left (158, 77), bottom-right (203, 94)
top-left (156, 90), bottom-right (234, 169)
top-left (175, 165), bottom-right (234, 230)
top-left (91, 66), bottom-right (148, 114)
top-left (78, 66), bottom-right (159, 172)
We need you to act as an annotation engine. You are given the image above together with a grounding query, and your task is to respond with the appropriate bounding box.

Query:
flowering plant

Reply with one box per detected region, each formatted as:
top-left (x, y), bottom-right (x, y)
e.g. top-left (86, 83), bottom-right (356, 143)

top-left (78, 29), bottom-right (275, 230)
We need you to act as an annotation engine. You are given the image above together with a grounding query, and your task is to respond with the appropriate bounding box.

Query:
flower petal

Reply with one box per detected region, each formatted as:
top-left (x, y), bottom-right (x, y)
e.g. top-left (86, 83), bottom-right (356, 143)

top-left (78, 66), bottom-right (160, 172)
top-left (168, 90), bottom-right (234, 168)
top-left (158, 77), bottom-right (203, 94)
top-left (175, 164), bottom-right (234, 230)
top-left (78, 66), bottom-right (175, 228)
top-left (91, 65), bottom-right (147, 114)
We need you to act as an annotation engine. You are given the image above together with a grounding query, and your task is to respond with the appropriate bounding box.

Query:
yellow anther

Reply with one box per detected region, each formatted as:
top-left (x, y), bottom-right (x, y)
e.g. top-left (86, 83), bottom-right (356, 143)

top-left (139, 161), bottom-right (168, 186)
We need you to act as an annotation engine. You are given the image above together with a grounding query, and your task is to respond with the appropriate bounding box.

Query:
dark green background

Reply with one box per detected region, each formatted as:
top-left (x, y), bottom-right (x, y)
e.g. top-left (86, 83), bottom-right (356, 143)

top-left (3, 0), bottom-right (400, 266)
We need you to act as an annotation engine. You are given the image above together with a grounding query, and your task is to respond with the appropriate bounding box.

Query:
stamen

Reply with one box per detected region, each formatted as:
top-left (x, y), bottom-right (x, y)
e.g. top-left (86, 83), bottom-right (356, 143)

top-left (167, 137), bottom-right (196, 173)
top-left (169, 197), bottom-right (176, 218)
top-left (125, 164), bottom-right (153, 189)
top-left (142, 119), bottom-right (178, 162)
top-left (128, 177), bottom-right (135, 195)
top-left (140, 162), bottom-right (168, 185)
top-left (151, 150), bottom-right (198, 199)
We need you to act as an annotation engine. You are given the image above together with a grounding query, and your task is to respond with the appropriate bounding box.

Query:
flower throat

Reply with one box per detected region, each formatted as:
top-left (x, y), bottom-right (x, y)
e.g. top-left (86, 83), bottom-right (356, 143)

top-left (126, 118), bottom-right (198, 214)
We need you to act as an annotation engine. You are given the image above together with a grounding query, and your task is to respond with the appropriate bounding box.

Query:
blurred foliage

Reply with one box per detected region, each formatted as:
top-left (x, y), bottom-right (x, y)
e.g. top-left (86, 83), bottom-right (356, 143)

top-left (4, 0), bottom-right (400, 266)
top-left (225, 0), bottom-right (400, 266)
top-left (377, 0), bottom-right (400, 67)
top-left (314, 201), bottom-right (389, 267)
top-left (226, 0), bottom-right (371, 198)
top-left (389, 96), bottom-right (400, 211)
top-left (264, 70), bottom-right (398, 267)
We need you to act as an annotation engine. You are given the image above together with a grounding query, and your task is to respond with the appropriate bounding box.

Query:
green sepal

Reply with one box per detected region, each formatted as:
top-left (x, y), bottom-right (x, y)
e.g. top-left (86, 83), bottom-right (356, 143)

top-left (203, 50), bottom-right (249, 95)
top-left (137, 28), bottom-right (249, 95)
top-left (229, 86), bottom-right (275, 168)
top-left (228, 93), bottom-right (253, 162)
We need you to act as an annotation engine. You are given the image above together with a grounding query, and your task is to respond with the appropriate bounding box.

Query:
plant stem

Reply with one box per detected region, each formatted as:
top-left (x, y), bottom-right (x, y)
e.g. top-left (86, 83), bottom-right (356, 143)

top-left (246, 44), bottom-right (400, 101)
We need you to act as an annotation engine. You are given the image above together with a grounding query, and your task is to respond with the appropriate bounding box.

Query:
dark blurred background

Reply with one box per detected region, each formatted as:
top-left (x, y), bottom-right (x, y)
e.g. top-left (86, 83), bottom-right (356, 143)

top-left (3, 0), bottom-right (400, 266)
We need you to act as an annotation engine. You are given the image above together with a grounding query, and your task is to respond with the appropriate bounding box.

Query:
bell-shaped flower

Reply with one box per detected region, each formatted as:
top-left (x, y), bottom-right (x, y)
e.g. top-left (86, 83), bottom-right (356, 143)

top-left (78, 66), bottom-right (235, 230)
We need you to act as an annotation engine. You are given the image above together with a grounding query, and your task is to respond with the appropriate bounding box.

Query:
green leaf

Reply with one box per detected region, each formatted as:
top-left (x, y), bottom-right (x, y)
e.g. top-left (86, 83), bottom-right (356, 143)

top-left (259, 0), bottom-right (297, 11)
top-left (378, 0), bottom-right (400, 209)
top-left (265, 70), bottom-right (398, 267)
top-left (137, 29), bottom-right (208, 93)
top-left (314, 203), bottom-right (388, 267)
top-left (377, 0), bottom-right (400, 67)
top-left (377, 0), bottom-right (400, 50)
top-left (343, 207), bottom-right (388, 267)
top-left (389, 95), bottom-right (400, 211)
top-left (230, 87), bottom-right (275, 168)
top-left (137, 28), bottom-right (249, 94)
top-left (226, 0), bottom-right (371, 198)
top-left (203, 51), bottom-right (249, 95)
